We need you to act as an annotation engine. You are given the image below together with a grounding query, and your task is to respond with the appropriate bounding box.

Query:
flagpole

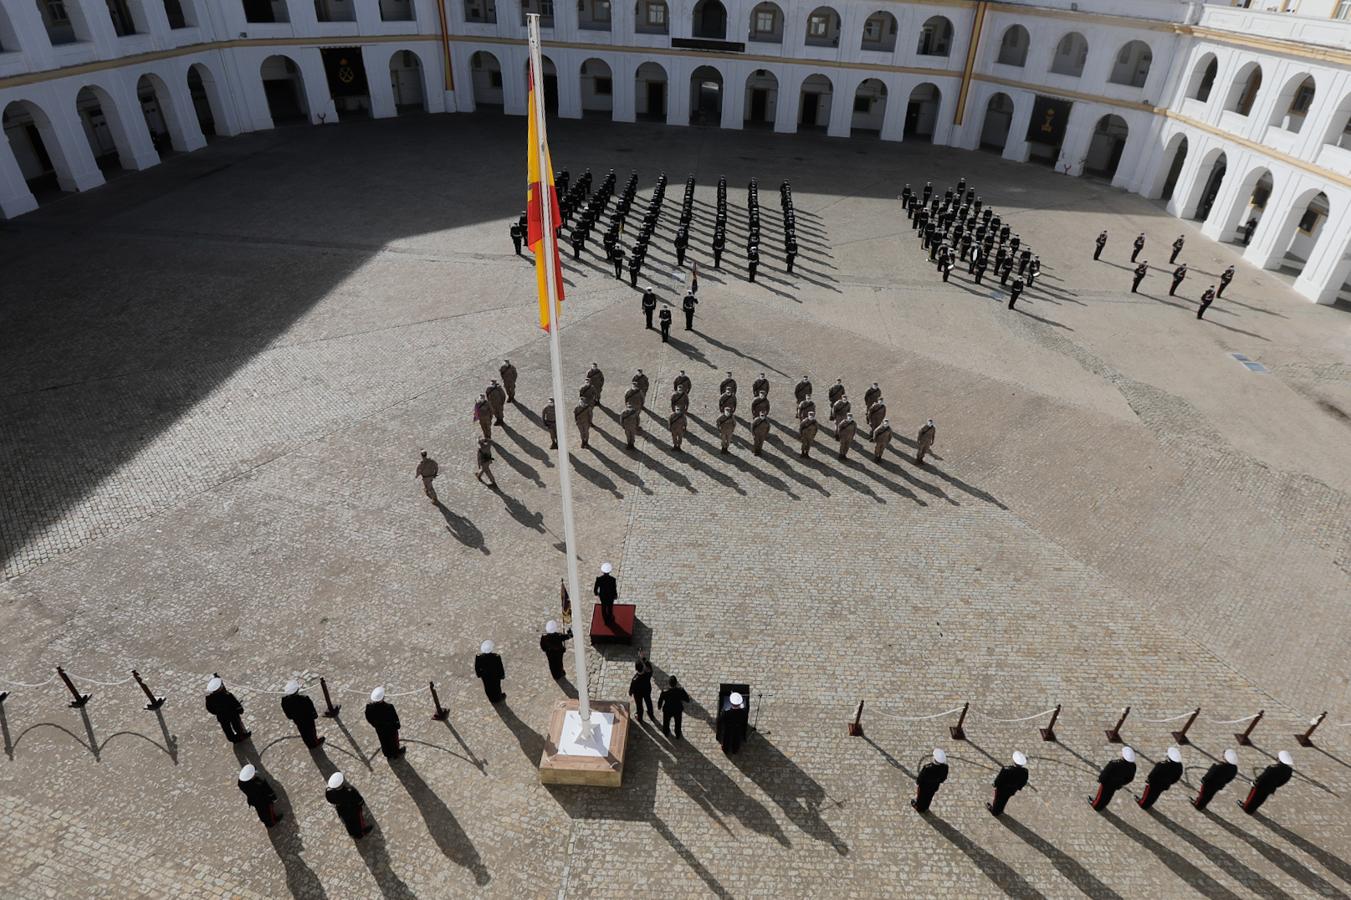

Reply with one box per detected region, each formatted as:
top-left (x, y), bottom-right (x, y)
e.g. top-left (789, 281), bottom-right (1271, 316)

top-left (528, 15), bottom-right (593, 738)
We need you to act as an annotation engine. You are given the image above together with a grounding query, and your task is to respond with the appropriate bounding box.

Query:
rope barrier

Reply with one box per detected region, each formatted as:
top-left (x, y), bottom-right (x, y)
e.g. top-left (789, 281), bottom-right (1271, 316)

top-left (866, 705), bottom-right (966, 721)
top-left (1208, 713), bottom-right (1260, 725)
top-left (64, 672), bottom-right (135, 687)
top-left (1136, 710), bottom-right (1198, 723)
top-left (971, 707), bottom-right (1058, 723)
top-left (0, 674), bottom-right (57, 688)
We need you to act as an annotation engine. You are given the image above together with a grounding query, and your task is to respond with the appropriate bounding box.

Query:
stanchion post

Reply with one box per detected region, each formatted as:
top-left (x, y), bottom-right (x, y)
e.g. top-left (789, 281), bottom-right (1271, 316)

top-left (429, 681), bottom-right (449, 721)
top-left (1105, 706), bottom-right (1130, 743)
top-left (847, 700), bottom-right (865, 737)
top-left (949, 702), bottom-right (969, 741)
top-left (1235, 710), bottom-right (1263, 746)
top-left (1170, 707), bottom-right (1200, 745)
top-left (319, 677), bottom-right (341, 718)
top-left (56, 667), bottom-right (91, 708)
top-left (1295, 711), bottom-right (1327, 748)
top-left (131, 670), bottom-right (164, 711)
top-left (1039, 704), bottom-right (1061, 742)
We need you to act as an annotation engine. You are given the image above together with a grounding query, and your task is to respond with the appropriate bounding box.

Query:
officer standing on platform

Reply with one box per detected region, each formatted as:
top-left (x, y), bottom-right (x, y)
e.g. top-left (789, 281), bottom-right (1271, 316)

top-left (658, 307), bottom-right (672, 342)
top-left (594, 562), bottom-right (618, 623)
top-left (1132, 233), bottom-right (1146, 262)
top-left (642, 287), bottom-right (657, 329)
top-left (238, 765), bottom-right (282, 828)
top-left (1197, 286), bottom-right (1216, 319)
top-left (539, 620), bottom-right (571, 680)
top-left (751, 413), bottom-right (770, 456)
top-left (988, 751), bottom-right (1029, 817)
top-left (1239, 751), bottom-right (1294, 814)
top-left (364, 687), bottom-right (405, 759)
top-left (1090, 746), bottom-right (1137, 811)
top-left (1132, 261), bottom-right (1149, 293)
top-left (912, 748), bottom-right (949, 813)
top-left (682, 291), bottom-right (698, 330)
top-left (872, 419), bottom-right (892, 462)
top-left (542, 398), bottom-right (558, 449)
top-left (1193, 749), bottom-right (1239, 810)
top-left (325, 772), bottom-right (372, 839)
top-left (205, 676), bottom-right (250, 744)
top-left (1138, 746), bottom-right (1184, 809)
top-left (474, 640), bottom-right (506, 703)
top-left (658, 675), bottom-right (691, 739)
top-left (281, 680), bottom-right (324, 749)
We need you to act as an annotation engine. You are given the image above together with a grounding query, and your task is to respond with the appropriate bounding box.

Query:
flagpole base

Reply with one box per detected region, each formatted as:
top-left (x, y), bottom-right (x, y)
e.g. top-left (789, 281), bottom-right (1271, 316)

top-left (539, 699), bottom-right (630, 788)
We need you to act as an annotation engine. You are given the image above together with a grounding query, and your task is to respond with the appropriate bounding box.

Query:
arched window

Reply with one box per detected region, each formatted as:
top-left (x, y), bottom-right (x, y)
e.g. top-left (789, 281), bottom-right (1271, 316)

top-left (463, 0), bottom-right (496, 22)
top-left (635, 0), bottom-right (667, 33)
top-left (519, 0), bottom-right (553, 27)
top-left (1188, 55), bottom-right (1218, 103)
top-left (578, 0), bottom-right (611, 31)
top-left (860, 11), bottom-right (896, 52)
top-left (805, 6), bottom-right (840, 48)
top-left (692, 0), bottom-right (726, 39)
top-left (1050, 32), bottom-right (1088, 77)
top-left (747, 2), bottom-right (781, 43)
top-left (378, 0), bottom-right (416, 20)
top-left (1270, 74), bottom-right (1316, 133)
top-left (1224, 63), bottom-right (1262, 116)
top-left (1109, 41), bottom-right (1152, 88)
top-left (996, 25), bottom-right (1029, 67)
top-left (916, 16), bottom-right (952, 57)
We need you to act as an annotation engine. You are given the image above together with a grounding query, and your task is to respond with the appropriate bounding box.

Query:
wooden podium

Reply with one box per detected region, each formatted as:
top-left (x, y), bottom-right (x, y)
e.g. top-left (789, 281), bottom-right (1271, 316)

top-left (590, 602), bottom-right (635, 645)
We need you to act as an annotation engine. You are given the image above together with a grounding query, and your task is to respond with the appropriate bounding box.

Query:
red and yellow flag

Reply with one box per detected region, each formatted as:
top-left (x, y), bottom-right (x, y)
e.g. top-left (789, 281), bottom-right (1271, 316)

top-left (526, 63), bottom-right (565, 331)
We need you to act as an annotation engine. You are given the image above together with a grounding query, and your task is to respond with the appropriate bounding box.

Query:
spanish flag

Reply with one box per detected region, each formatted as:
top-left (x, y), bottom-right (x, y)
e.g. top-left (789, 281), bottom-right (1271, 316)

top-left (526, 63), bottom-right (565, 331)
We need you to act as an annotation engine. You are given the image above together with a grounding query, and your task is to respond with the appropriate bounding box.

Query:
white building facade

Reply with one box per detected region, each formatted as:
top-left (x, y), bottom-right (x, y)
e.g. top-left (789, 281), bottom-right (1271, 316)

top-left (2, 0), bottom-right (1349, 302)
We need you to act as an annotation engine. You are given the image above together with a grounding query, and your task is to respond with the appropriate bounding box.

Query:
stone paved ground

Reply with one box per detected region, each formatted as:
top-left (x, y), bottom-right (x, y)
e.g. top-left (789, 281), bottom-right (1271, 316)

top-left (1, 113), bottom-right (1349, 899)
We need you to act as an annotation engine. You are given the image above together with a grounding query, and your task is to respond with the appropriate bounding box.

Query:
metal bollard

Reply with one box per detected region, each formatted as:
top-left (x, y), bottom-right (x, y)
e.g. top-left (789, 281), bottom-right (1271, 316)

top-left (320, 677), bottom-right (341, 718)
top-left (1295, 711), bottom-right (1328, 748)
top-left (847, 700), bottom-right (864, 737)
top-left (1105, 706), bottom-right (1130, 743)
top-left (1235, 710), bottom-right (1263, 746)
top-left (949, 702), bottom-right (969, 741)
top-left (131, 670), bottom-right (165, 711)
top-left (429, 681), bottom-right (449, 721)
top-left (1171, 708), bottom-right (1201, 746)
top-left (57, 667), bottom-right (91, 708)
top-left (1039, 704), bottom-right (1062, 742)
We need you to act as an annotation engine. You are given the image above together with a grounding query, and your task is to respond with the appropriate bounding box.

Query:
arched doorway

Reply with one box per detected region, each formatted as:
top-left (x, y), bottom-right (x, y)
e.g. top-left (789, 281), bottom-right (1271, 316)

top-left (904, 83), bottom-right (940, 141)
top-left (1268, 190), bottom-right (1330, 277)
top-left (692, 0), bottom-right (726, 39)
top-left (1189, 151), bottom-right (1227, 222)
top-left (798, 74), bottom-right (832, 131)
top-left (851, 78), bottom-right (886, 136)
top-left (75, 85), bottom-right (136, 173)
top-left (469, 51), bottom-right (504, 110)
top-left (744, 69), bottom-right (777, 128)
top-left (2, 99), bottom-right (76, 203)
top-left (136, 73), bottom-right (182, 155)
top-left (1158, 134), bottom-right (1188, 202)
top-left (260, 55), bottom-right (310, 125)
top-left (1084, 114), bottom-right (1128, 181)
top-left (1218, 168), bottom-right (1272, 246)
top-left (689, 66), bottom-right (722, 126)
top-left (636, 61), bottom-right (667, 121)
top-left (580, 58), bottom-right (613, 118)
top-left (187, 63), bottom-right (224, 138)
top-left (390, 50), bottom-right (427, 113)
top-left (979, 92), bottom-right (1014, 152)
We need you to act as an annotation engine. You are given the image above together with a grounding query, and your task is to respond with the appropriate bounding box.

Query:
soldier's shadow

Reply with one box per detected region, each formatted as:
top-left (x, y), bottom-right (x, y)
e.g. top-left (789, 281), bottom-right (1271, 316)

top-left (1102, 808), bottom-right (1247, 899)
top-left (390, 758), bottom-right (491, 885)
top-left (729, 731), bottom-right (850, 856)
top-left (920, 814), bottom-right (1045, 900)
top-left (357, 812), bottom-right (417, 900)
top-left (999, 815), bottom-right (1125, 900)
top-left (436, 502), bottom-right (488, 555)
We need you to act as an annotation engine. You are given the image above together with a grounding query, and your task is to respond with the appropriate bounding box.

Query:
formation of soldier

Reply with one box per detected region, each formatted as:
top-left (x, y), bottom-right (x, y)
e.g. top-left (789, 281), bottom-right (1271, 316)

top-left (1097, 229), bottom-right (1234, 319)
top-left (902, 178), bottom-right (1038, 311)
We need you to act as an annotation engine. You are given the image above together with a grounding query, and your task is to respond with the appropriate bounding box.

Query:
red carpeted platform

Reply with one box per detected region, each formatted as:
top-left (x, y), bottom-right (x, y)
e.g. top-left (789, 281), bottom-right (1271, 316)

top-left (590, 603), bottom-right (635, 644)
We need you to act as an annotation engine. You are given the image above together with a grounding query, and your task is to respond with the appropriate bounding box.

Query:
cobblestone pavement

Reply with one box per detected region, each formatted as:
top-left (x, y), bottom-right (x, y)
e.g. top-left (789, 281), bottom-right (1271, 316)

top-left (1, 114), bottom-right (1349, 898)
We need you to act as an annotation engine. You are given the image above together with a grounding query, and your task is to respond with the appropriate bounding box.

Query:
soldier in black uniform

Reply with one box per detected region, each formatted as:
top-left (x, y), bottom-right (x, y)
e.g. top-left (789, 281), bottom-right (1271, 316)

top-left (629, 653), bottom-right (656, 722)
top-left (1242, 217), bottom-right (1257, 245)
top-left (539, 620), bottom-right (571, 679)
top-left (1217, 265), bottom-right (1235, 298)
top-left (988, 752), bottom-right (1029, 816)
top-left (657, 675), bottom-right (691, 739)
top-left (611, 245), bottom-right (624, 278)
top-left (712, 231), bottom-right (726, 269)
top-left (1132, 261), bottom-right (1149, 293)
top-left (364, 687), bottom-right (405, 759)
top-left (571, 228), bottom-right (585, 260)
top-left (1239, 751), bottom-right (1294, 814)
top-left (682, 291), bottom-right (698, 330)
top-left (325, 772), bottom-right (371, 838)
top-left (594, 562), bottom-right (618, 623)
top-left (1131, 232), bottom-right (1146, 262)
top-left (238, 765), bottom-right (282, 828)
top-left (1090, 746), bottom-right (1137, 811)
top-left (641, 287), bottom-right (657, 329)
top-left (1170, 263), bottom-right (1187, 296)
top-left (1138, 746), bottom-right (1184, 809)
top-left (1197, 285), bottom-right (1216, 319)
top-left (281, 680), bottom-right (324, 749)
top-left (912, 748), bottom-right (949, 813)
top-left (1169, 235), bottom-right (1185, 264)
top-left (785, 235), bottom-right (798, 273)
top-left (675, 227), bottom-right (689, 266)
top-left (1009, 277), bottom-right (1024, 310)
top-left (1193, 749), bottom-right (1238, 810)
top-left (205, 676), bottom-right (250, 743)
top-left (658, 307), bottom-right (672, 342)
top-left (474, 640), bottom-right (506, 703)
top-left (510, 221), bottom-right (523, 255)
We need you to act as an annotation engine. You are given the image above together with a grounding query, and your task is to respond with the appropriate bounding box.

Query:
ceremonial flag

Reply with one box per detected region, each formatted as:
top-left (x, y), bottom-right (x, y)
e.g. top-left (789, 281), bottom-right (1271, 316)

top-left (527, 62), bottom-right (564, 331)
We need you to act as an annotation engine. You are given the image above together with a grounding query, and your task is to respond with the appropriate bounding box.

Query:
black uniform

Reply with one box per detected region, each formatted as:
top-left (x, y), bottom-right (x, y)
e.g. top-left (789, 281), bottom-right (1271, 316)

top-left (1197, 287), bottom-right (1216, 319)
top-left (594, 571), bottom-right (618, 622)
top-left (326, 781), bottom-right (370, 838)
top-left (1138, 758), bottom-right (1183, 808)
top-left (1132, 263), bottom-right (1148, 293)
top-left (718, 697), bottom-right (749, 754)
top-left (1131, 234), bottom-right (1146, 263)
top-left (1090, 757), bottom-right (1137, 810)
top-left (1193, 759), bottom-right (1238, 810)
top-left (657, 682), bottom-right (691, 739)
top-left (510, 222), bottom-right (523, 255)
top-left (1240, 761), bottom-right (1292, 814)
top-left (988, 764), bottom-right (1029, 816)
top-left (206, 686), bottom-right (249, 743)
top-left (539, 630), bottom-right (571, 679)
top-left (682, 292), bottom-right (698, 330)
top-left (1170, 265), bottom-right (1187, 296)
top-left (1218, 266), bottom-right (1235, 298)
top-left (1170, 236), bottom-right (1185, 264)
top-left (658, 308), bottom-right (672, 341)
top-left (474, 651), bottom-right (506, 703)
top-left (912, 760), bottom-right (949, 813)
top-left (281, 691), bottom-right (323, 749)
top-left (239, 773), bottom-right (280, 827)
top-left (1008, 278), bottom-right (1024, 310)
top-left (364, 699), bottom-right (404, 759)
top-left (629, 658), bottom-right (656, 722)
top-left (641, 289), bottom-right (657, 328)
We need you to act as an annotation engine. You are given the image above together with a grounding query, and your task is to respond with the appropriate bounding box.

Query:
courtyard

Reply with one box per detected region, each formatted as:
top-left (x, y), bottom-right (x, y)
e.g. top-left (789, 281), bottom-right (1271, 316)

top-left (0, 112), bottom-right (1349, 898)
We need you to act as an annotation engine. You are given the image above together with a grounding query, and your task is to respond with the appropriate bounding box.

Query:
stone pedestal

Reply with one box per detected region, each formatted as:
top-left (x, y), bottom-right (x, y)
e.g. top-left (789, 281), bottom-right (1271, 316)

top-left (538, 699), bottom-right (630, 787)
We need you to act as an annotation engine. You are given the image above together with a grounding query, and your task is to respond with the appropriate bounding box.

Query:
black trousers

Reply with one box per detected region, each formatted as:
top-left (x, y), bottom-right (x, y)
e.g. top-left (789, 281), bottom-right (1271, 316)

top-left (684, 310), bottom-right (694, 330)
top-left (1138, 784), bottom-right (1165, 808)
top-left (632, 692), bottom-right (656, 722)
top-left (662, 709), bottom-right (684, 738)
top-left (546, 652), bottom-right (565, 679)
top-left (1193, 784), bottom-right (1220, 810)
top-left (601, 599), bottom-right (615, 624)
top-left (294, 717), bottom-right (322, 748)
top-left (1197, 302), bottom-right (1212, 319)
top-left (1171, 248), bottom-right (1181, 263)
top-left (660, 322), bottom-right (670, 342)
top-left (252, 802), bottom-right (278, 826)
top-left (644, 310), bottom-right (654, 328)
top-left (914, 784), bottom-right (940, 812)
top-left (1132, 278), bottom-right (1144, 293)
top-left (338, 806), bottom-right (367, 838)
top-left (1218, 281), bottom-right (1230, 298)
top-left (1131, 247), bottom-right (1142, 262)
top-left (1090, 783), bottom-right (1119, 811)
top-left (376, 726), bottom-right (402, 758)
top-left (1240, 786), bottom-right (1271, 814)
top-left (216, 714), bottom-right (246, 742)
top-left (989, 788), bottom-right (1014, 815)
top-left (481, 677), bottom-right (503, 702)
top-left (1095, 245), bottom-right (1103, 260)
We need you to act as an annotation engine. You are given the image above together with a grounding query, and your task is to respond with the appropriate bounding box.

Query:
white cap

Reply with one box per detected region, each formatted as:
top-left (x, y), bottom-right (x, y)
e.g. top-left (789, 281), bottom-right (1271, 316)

top-left (1121, 746), bottom-right (1136, 763)
top-left (370, 686), bottom-right (385, 702)
top-left (1012, 751), bottom-right (1027, 767)
top-left (1278, 750), bottom-right (1294, 766)
top-left (327, 772), bottom-right (344, 789)
top-left (284, 680), bottom-right (300, 696)
top-left (1167, 746), bottom-right (1182, 764)
top-left (546, 620), bottom-right (559, 634)
top-left (239, 764), bottom-right (256, 781)
top-left (933, 748), bottom-right (947, 764)
top-left (927, 419), bottom-right (935, 426)
top-left (1224, 749), bottom-right (1239, 766)
top-left (481, 640), bottom-right (495, 654)
top-left (206, 677), bottom-right (222, 693)
top-left (601, 563), bottom-right (613, 574)
top-left (729, 692), bottom-right (743, 707)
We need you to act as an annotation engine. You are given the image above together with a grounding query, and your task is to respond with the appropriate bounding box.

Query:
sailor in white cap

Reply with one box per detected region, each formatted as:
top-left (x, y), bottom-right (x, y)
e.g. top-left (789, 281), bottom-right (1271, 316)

top-left (1240, 751), bottom-right (1294, 814)
top-left (364, 686), bottom-right (405, 759)
top-left (539, 620), bottom-right (573, 680)
top-left (475, 640), bottom-right (506, 703)
top-left (593, 562), bottom-right (618, 625)
top-left (325, 771), bottom-right (372, 838)
top-left (718, 691), bottom-right (749, 755)
top-left (1090, 746), bottom-right (1137, 811)
top-left (280, 679), bottom-right (324, 749)
top-left (237, 764), bottom-right (281, 827)
top-left (1193, 749), bottom-right (1239, 810)
top-left (988, 751), bottom-right (1029, 816)
top-left (204, 676), bottom-right (250, 743)
top-left (1138, 746), bottom-right (1184, 809)
top-left (912, 748), bottom-right (949, 813)
top-left (916, 419), bottom-right (937, 465)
